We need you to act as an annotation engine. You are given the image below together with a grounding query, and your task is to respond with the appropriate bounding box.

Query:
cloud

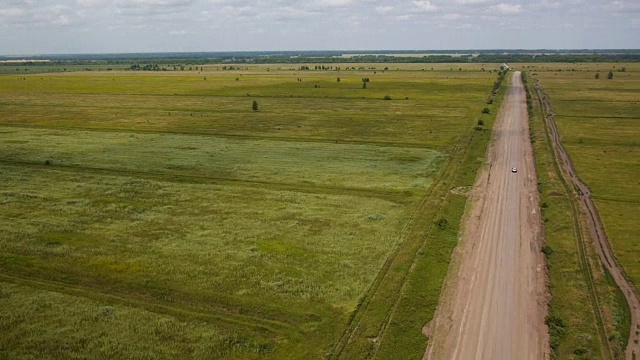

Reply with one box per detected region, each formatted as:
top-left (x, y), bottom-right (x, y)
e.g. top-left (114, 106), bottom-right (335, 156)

top-left (375, 5), bottom-right (394, 14)
top-left (442, 13), bottom-right (468, 20)
top-left (0, 7), bottom-right (25, 17)
top-left (490, 3), bottom-right (522, 14)
top-left (221, 5), bottom-right (253, 17)
top-left (395, 14), bottom-right (414, 21)
top-left (76, 0), bottom-right (107, 7)
top-left (169, 29), bottom-right (193, 35)
top-left (0, 3), bottom-right (76, 27)
top-left (319, 0), bottom-right (358, 6)
top-left (453, 0), bottom-right (493, 4)
top-left (413, 1), bottom-right (438, 12)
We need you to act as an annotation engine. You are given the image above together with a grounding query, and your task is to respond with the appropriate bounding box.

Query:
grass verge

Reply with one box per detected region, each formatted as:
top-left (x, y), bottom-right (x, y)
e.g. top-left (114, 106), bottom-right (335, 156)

top-left (524, 70), bottom-right (631, 359)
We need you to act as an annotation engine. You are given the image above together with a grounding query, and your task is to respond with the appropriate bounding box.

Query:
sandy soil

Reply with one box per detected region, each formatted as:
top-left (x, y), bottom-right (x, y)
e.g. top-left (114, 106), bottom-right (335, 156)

top-left (424, 72), bottom-right (549, 360)
top-left (535, 84), bottom-right (640, 360)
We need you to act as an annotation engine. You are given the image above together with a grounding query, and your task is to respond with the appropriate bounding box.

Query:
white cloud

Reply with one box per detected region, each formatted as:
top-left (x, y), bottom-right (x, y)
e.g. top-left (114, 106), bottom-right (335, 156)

top-left (169, 29), bottom-right (191, 35)
top-left (395, 14), bottom-right (415, 21)
top-left (413, 0), bottom-right (438, 12)
top-left (454, 0), bottom-right (493, 4)
top-left (443, 13), bottom-right (468, 20)
top-left (76, 0), bottom-right (107, 7)
top-left (490, 3), bottom-right (522, 14)
top-left (222, 5), bottom-right (253, 17)
top-left (319, 0), bottom-right (358, 6)
top-left (375, 5), bottom-right (394, 14)
top-left (0, 7), bottom-right (25, 16)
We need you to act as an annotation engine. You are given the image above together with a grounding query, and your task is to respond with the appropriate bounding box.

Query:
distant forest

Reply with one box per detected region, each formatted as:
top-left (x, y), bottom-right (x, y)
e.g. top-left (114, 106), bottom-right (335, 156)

top-left (1, 49), bottom-right (639, 66)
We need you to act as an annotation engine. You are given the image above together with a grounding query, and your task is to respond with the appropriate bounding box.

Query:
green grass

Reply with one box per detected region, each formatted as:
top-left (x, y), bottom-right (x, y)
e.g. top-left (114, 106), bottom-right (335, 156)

top-left (529, 64), bottom-right (639, 288)
top-left (0, 69), bottom-right (493, 150)
top-left (526, 75), bottom-right (604, 358)
top-left (0, 128), bottom-right (443, 192)
top-left (0, 281), bottom-right (271, 359)
top-left (521, 64), bottom-right (639, 359)
top-left (0, 64), bottom-right (501, 358)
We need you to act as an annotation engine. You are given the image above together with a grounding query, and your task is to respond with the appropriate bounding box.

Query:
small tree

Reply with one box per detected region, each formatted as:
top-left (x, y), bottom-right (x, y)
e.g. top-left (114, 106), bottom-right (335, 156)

top-left (482, 107), bottom-right (490, 114)
top-left (595, 73), bottom-right (600, 79)
top-left (252, 100), bottom-right (259, 112)
top-left (337, 77), bottom-right (341, 82)
top-left (607, 71), bottom-right (614, 80)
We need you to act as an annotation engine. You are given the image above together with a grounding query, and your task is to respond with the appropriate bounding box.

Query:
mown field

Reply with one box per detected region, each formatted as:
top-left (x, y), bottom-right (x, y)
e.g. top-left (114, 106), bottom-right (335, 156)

top-left (521, 63), bottom-right (639, 359)
top-left (0, 64), bottom-right (501, 358)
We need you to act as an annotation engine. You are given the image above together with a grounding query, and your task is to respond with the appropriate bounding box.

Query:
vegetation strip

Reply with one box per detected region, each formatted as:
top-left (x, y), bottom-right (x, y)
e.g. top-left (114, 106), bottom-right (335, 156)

top-left (0, 159), bottom-right (406, 203)
top-left (0, 273), bottom-right (296, 334)
top-left (330, 69), bottom-right (507, 359)
top-left (0, 123), bottom-right (437, 150)
top-left (533, 81), bottom-right (640, 359)
top-left (535, 76), bottom-right (611, 359)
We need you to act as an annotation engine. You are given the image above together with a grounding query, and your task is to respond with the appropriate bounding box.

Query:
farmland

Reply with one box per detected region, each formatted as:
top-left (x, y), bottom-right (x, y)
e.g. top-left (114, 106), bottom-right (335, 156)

top-left (522, 62), bottom-right (639, 358)
top-left (0, 64), bottom-right (503, 358)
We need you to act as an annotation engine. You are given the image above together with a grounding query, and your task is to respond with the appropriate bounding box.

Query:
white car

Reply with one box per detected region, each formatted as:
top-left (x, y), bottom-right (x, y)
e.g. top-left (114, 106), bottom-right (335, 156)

top-left (511, 167), bottom-right (518, 173)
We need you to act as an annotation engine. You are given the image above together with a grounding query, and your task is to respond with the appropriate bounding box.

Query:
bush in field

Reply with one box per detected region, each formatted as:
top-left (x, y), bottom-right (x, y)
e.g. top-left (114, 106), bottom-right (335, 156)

top-left (436, 218), bottom-right (448, 230)
top-left (482, 107), bottom-right (490, 114)
top-left (607, 71), bottom-right (614, 80)
top-left (252, 100), bottom-right (259, 112)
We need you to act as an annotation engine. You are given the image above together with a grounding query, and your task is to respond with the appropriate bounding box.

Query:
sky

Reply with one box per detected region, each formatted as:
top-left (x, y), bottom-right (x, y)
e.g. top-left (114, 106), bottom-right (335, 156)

top-left (0, 0), bottom-right (638, 55)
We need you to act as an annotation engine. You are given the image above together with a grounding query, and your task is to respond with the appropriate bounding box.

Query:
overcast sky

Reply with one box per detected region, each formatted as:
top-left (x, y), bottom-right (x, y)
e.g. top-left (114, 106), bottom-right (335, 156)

top-left (0, 0), bottom-right (638, 55)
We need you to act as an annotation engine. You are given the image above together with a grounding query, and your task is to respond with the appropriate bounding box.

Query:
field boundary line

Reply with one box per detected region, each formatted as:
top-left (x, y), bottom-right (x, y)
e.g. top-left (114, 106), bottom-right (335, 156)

top-left (0, 159), bottom-right (408, 203)
top-left (0, 272), bottom-right (300, 335)
top-left (0, 123), bottom-right (437, 150)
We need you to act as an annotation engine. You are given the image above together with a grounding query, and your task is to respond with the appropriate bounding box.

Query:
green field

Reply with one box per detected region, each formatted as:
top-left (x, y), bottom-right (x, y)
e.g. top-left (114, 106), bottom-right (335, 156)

top-left (0, 64), bottom-right (503, 358)
top-left (521, 63), bottom-right (639, 359)
top-left (528, 63), bottom-right (639, 287)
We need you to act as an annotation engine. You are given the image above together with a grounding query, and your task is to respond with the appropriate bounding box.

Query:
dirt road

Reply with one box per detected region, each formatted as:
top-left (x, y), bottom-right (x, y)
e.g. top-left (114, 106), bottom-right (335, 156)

top-left (425, 72), bottom-right (549, 359)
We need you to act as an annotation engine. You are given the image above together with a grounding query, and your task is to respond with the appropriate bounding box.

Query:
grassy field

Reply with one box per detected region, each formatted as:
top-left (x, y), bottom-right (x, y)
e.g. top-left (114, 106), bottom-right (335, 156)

top-left (525, 63), bottom-right (639, 288)
top-left (521, 63), bottom-right (639, 359)
top-left (0, 64), bottom-right (501, 358)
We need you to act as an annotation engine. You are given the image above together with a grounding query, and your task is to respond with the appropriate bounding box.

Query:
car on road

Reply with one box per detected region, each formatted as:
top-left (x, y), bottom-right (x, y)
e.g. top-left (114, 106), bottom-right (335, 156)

top-left (511, 167), bottom-right (518, 173)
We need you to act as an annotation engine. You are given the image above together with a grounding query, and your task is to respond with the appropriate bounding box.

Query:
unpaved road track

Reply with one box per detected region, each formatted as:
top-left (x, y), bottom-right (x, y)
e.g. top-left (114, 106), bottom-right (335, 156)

top-left (536, 84), bottom-right (640, 360)
top-left (425, 72), bottom-right (548, 359)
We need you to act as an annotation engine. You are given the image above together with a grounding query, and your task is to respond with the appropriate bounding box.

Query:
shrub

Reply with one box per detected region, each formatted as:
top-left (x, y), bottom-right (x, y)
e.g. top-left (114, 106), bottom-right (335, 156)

top-left (482, 107), bottom-right (490, 114)
top-left (383, 95), bottom-right (392, 100)
top-left (477, 119), bottom-right (485, 126)
top-left (435, 218), bottom-right (448, 230)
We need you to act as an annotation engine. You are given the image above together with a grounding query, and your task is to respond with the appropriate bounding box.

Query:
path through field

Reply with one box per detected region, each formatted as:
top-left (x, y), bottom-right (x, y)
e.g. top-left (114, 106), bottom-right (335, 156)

top-left (425, 72), bottom-right (549, 359)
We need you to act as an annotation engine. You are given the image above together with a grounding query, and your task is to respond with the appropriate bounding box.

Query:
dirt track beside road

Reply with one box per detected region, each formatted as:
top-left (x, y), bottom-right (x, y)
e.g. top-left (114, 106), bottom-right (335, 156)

top-left (425, 72), bottom-right (549, 360)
